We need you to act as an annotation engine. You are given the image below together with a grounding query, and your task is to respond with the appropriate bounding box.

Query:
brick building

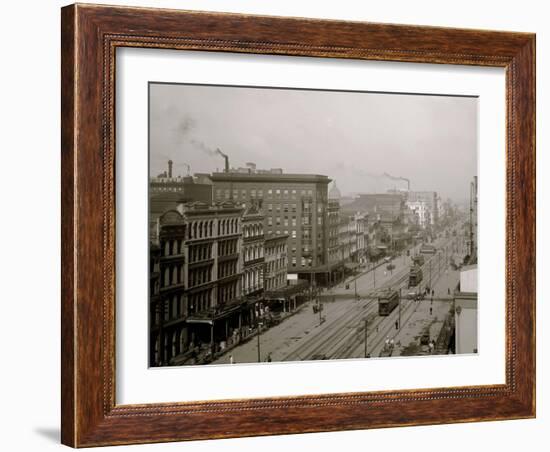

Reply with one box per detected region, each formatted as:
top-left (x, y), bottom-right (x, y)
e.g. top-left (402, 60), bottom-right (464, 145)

top-left (211, 167), bottom-right (331, 282)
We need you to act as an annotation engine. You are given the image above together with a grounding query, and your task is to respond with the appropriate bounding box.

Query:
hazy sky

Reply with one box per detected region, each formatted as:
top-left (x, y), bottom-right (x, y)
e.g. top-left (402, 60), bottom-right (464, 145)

top-left (149, 83), bottom-right (477, 202)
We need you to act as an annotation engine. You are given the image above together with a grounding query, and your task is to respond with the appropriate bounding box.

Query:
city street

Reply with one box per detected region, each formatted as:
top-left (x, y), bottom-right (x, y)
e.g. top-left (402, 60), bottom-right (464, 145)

top-left (213, 233), bottom-right (464, 365)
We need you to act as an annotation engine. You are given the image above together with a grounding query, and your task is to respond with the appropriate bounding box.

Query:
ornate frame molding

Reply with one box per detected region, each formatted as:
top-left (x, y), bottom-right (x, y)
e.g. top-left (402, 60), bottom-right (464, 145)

top-left (61, 4), bottom-right (535, 447)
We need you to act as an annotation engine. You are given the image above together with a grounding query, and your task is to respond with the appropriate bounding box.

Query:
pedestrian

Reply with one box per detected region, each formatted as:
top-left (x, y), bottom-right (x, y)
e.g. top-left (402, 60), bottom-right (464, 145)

top-left (431, 289), bottom-right (435, 296)
top-left (229, 354), bottom-right (234, 365)
top-left (266, 353), bottom-right (272, 363)
top-left (429, 307), bottom-right (433, 315)
top-left (395, 320), bottom-right (399, 330)
top-left (448, 287), bottom-right (451, 295)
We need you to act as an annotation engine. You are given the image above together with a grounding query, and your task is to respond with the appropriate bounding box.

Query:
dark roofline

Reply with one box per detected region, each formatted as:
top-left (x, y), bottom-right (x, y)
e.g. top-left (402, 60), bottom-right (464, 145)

top-left (211, 172), bottom-right (331, 184)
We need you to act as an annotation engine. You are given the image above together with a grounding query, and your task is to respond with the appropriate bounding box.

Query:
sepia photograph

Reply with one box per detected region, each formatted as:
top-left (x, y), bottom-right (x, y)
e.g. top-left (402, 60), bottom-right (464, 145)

top-left (148, 82), bottom-right (478, 367)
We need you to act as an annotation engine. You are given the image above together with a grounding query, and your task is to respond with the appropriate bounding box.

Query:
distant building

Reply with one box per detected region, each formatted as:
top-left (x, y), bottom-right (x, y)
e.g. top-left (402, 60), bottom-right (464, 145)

top-left (406, 200), bottom-right (430, 228)
top-left (407, 191), bottom-right (438, 225)
top-left (150, 160), bottom-right (213, 199)
top-left (327, 182), bottom-right (342, 281)
top-left (345, 193), bottom-right (405, 219)
top-left (211, 167), bottom-right (331, 282)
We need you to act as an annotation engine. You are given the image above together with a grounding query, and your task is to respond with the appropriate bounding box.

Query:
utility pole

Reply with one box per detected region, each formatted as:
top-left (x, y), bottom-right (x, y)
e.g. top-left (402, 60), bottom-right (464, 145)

top-left (364, 318), bottom-right (368, 358)
top-left (257, 322), bottom-right (262, 363)
top-left (355, 278), bottom-right (358, 301)
top-left (373, 262), bottom-right (376, 288)
top-left (429, 259), bottom-right (432, 291)
top-left (398, 288), bottom-right (402, 331)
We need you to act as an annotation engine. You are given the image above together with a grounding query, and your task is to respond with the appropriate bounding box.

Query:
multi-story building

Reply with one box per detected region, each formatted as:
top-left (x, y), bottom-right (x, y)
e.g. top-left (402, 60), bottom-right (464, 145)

top-left (406, 200), bottom-right (430, 228)
top-left (345, 193), bottom-right (405, 219)
top-left (264, 234), bottom-right (288, 293)
top-left (211, 167), bottom-right (331, 282)
top-left (150, 160), bottom-right (213, 199)
top-left (327, 182), bottom-right (342, 282)
top-left (149, 209), bottom-right (188, 367)
top-left (352, 213), bottom-right (368, 264)
top-left (241, 204), bottom-right (266, 326)
top-left (149, 164), bottom-right (213, 241)
top-left (338, 216), bottom-right (355, 263)
top-left (149, 200), bottom-right (245, 366)
top-left (407, 191), bottom-right (439, 225)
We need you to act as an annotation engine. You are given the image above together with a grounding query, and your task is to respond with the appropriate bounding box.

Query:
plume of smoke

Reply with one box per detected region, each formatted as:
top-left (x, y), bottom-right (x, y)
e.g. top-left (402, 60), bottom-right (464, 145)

top-left (173, 116), bottom-right (196, 141)
top-left (191, 139), bottom-right (227, 158)
top-left (383, 172), bottom-right (410, 189)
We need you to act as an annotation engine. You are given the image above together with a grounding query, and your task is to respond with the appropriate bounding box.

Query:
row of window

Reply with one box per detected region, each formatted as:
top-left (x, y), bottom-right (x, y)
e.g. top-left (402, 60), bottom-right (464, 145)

top-left (219, 238), bottom-right (238, 257)
top-left (188, 265), bottom-right (213, 288)
top-left (290, 256), bottom-right (314, 267)
top-left (162, 264), bottom-right (184, 287)
top-left (265, 273), bottom-right (286, 291)
top-left (244, 244), bottom-right (264, 262)
top-left (162, 239), bottom-right (183, 257)
top-left (189, 243), bottom-right (212, 263)
top-left (265, 243), bottom-right (286, 256)
top-left (189, 288), bottom-right (212, 314)
top-left (215, 188), bottom-right (316, 200)
top-left (243, 268), bottom-right (263, 293)
top-left (218, 281), bottom-right (238, 305)
top-left (218, 260), bottom-right (238, 279)
top-left (243, 223), bottom-right (263, 238)
top-left (266, 257), bottom-right (286, 274)
top-left (152, 294), bottom-right (186, 325)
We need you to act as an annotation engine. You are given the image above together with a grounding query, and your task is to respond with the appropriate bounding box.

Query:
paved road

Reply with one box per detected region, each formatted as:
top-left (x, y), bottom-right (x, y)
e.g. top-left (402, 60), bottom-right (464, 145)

top-left (212, 233), bottom-right (465, 365)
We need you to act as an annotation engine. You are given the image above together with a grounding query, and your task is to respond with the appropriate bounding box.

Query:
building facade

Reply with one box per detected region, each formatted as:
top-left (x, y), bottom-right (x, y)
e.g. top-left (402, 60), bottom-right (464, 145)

top-left (150, 160), bottom-right (213, 200)
top-left (149, 201), bottom-right (246, 366)
top-left (407, 191), bottom-right (439, 225)
top-left (211, 168), bottom-right (331, 282)
top-left (264, 234), bottom-right (289, 293)
top-left (241, 204), bottom-right (265, 297)
top-left (406, 200), bottom-right (430, 228)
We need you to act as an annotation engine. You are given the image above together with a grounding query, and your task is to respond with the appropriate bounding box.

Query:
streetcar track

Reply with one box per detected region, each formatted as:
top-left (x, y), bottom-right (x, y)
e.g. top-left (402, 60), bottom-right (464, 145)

top-left (280, 238), bottom-right (457, 362)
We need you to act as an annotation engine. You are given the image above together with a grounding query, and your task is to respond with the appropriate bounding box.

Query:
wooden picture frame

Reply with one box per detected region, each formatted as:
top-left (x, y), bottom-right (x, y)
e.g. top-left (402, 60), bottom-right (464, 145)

top-left (61, 3), bottom-right (535, 447)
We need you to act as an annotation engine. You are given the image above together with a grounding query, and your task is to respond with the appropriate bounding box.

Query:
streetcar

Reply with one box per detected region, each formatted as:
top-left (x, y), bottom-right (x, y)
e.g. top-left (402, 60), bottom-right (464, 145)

top-left (420, 244), bottom-right (437, 254)
top-left (408, 265), bottom-right (423, 288)
top-left (412, 255), bottom-right (425, 266)
top-left (378, 289), bottom-right (399, 316)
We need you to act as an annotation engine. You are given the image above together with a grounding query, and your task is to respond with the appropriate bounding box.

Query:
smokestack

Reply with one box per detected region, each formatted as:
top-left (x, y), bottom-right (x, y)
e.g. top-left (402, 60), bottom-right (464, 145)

top-left (168, 160), bottom-right (173, 178)
top-left (215, 148), bottom-right (229, 173)
top-left (224, 155), bottom-right (229, 173)
top-left (383, 172), bottom-right (410, 191)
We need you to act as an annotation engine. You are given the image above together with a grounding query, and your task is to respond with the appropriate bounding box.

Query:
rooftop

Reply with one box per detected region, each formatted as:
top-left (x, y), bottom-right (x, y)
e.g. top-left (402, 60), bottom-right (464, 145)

top-left (211, 172), bottom-right (331, 184)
